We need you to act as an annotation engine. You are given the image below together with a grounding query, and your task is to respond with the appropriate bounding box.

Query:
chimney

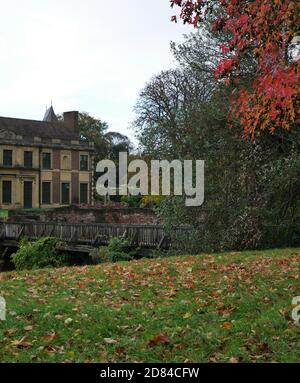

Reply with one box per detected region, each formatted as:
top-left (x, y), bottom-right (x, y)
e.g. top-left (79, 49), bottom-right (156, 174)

top-left (63, 111), bottom-right (79, 137)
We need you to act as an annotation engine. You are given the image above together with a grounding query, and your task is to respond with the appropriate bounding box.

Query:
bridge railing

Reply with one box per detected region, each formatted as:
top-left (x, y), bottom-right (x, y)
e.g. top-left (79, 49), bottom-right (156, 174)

top-left (0, 222), bottom-right (190, 249)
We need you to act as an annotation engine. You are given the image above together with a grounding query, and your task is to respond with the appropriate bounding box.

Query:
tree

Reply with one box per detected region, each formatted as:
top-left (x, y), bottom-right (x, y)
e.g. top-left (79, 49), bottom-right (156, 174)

top-left (104, 131), bottom-right (133, 197)
top-left (78, 112), bottom-right (133, 162)
top-left (78, 112), bottom-right (110, 161)
top-left (134, 69), bottom-right (200, 158)
top-left (105, 131), bottom-right (133, 161)
top-left (134, 25), bottom-right (300, 252)
top-left (134, 67), bottom-right (230, 159)
top-left (170, 0), bottom-right (299, 138)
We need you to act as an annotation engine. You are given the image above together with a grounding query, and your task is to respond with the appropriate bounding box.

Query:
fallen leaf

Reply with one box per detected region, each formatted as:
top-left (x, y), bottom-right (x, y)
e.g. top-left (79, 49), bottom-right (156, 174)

top-left (4, 329), bottom-right (17, 337)
top-left (115, 347), bottom-right (125, 355)
top-left (229, 357), bottom-right (239, 363)
top-left (42, 332), bottom-right (58, 343)
top-left (11, 336), bottom-right (32, 349)
top-left (135, 324), bottom-right (144, 332)
top-left (220, 322), bottom-right (232, 330)
top-left (64, 318), bottom-right (73, 325)
top-left (148, 334), bottom-right (170, 347)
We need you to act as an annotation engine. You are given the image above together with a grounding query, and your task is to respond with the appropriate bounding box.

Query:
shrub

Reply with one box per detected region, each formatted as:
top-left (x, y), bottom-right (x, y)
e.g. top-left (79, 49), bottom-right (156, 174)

top-left (0, 209), bottom-right (8, 220)
top-left (107, 237), bottom-right (138, 262)
top-left (90, 246), bottom-right (110, 264)
top-left (11, 237), bottom-right (70, 271)
top-left (141, 195), bottom-right (164, 208)
top-left (121, 195), bottom-right (142, 207)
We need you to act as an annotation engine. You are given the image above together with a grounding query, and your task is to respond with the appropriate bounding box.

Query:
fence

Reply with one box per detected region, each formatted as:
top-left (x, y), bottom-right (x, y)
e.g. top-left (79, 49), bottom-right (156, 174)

top-left (0, 222), bottom-right (190, 249)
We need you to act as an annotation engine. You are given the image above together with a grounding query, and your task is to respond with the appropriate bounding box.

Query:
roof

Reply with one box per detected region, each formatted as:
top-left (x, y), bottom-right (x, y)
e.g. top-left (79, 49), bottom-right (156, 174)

top-left (0, 116), bottom-right (77, 140)
top-left (43, 106), bottom-right (58, 122)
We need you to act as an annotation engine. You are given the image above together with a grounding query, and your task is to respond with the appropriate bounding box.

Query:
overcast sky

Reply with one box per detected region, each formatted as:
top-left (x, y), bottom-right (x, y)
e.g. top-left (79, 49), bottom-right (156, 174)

top-left (0, 0), bottom-right (192, 143)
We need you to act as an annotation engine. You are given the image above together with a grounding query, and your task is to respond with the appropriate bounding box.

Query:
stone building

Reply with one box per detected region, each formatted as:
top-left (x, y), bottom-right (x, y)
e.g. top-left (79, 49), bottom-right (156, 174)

top-left (0, 107), bottom-right (94, 209)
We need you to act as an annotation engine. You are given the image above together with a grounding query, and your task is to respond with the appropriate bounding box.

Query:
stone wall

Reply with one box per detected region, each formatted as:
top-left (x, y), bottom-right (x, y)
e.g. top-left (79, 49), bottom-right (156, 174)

top-left (8, 206), bottom-right (159, 225)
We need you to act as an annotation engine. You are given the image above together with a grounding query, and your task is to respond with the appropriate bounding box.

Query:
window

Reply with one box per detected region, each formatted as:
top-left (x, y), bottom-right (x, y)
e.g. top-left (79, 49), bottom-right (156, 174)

top-left (61, 182), bottom-right (70, 205)
top-left (80, 183), bottom-right (88, 204)
top-left (42, 182), bottom-right (51, 204)
top-left (3, 150), bottom-right (12, 166)
top-left (80, 155), bottom-right (89, 171)
top-left (42, 152), bottom-right (51, 169)
top-left (24, 151), bottom-right (33, 168)
top-left (2, 181), bottom-right (12, 204)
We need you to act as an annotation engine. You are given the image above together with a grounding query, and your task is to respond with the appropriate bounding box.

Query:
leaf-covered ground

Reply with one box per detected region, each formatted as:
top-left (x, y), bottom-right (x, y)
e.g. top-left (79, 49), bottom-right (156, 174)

top-left (0, 248), bottom-right (300, 363)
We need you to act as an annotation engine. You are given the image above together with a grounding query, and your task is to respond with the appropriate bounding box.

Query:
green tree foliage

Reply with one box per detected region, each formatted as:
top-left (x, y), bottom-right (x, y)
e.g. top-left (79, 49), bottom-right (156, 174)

top-left (78, 112), bottom-right (133, 162)
top-left (77, 112), bottom-right (133, 202)
top-left (78, 112), bottom-right (110, 161)
top-left (105, 131), bottom-right (133, 161)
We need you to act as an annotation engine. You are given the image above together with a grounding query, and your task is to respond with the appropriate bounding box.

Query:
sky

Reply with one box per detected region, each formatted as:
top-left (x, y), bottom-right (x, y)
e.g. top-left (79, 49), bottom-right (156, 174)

top-left (0, 0), bottom-right (192, 143)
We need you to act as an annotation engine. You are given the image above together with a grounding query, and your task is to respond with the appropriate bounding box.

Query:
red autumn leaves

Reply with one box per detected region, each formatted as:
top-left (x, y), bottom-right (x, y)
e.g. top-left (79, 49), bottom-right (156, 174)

top-left (170, 0), bottom-right (299, 138)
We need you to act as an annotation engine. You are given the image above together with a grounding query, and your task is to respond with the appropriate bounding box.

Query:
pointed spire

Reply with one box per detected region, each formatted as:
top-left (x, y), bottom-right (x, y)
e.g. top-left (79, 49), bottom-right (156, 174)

top-left (43, 104), bottom-right (58, 122)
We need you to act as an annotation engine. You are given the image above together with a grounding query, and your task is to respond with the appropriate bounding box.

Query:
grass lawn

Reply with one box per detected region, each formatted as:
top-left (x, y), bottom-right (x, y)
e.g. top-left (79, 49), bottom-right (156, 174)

top-left (0, 248), bottom-right (299, 363)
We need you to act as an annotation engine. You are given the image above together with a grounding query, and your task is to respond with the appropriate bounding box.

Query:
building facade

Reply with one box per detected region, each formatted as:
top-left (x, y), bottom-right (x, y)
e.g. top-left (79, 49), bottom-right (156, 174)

top-left (0, 108), bottom-right (94, 209)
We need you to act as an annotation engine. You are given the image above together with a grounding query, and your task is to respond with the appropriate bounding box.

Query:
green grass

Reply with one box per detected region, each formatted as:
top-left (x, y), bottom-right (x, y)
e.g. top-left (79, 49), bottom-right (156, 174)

top-left (0, 248), bottom-right (300, 363)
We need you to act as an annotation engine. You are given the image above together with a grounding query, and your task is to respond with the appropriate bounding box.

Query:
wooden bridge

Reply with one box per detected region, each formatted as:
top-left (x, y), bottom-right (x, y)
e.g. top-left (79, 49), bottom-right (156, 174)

top-left (0, 221), bottom-right (189, 250)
